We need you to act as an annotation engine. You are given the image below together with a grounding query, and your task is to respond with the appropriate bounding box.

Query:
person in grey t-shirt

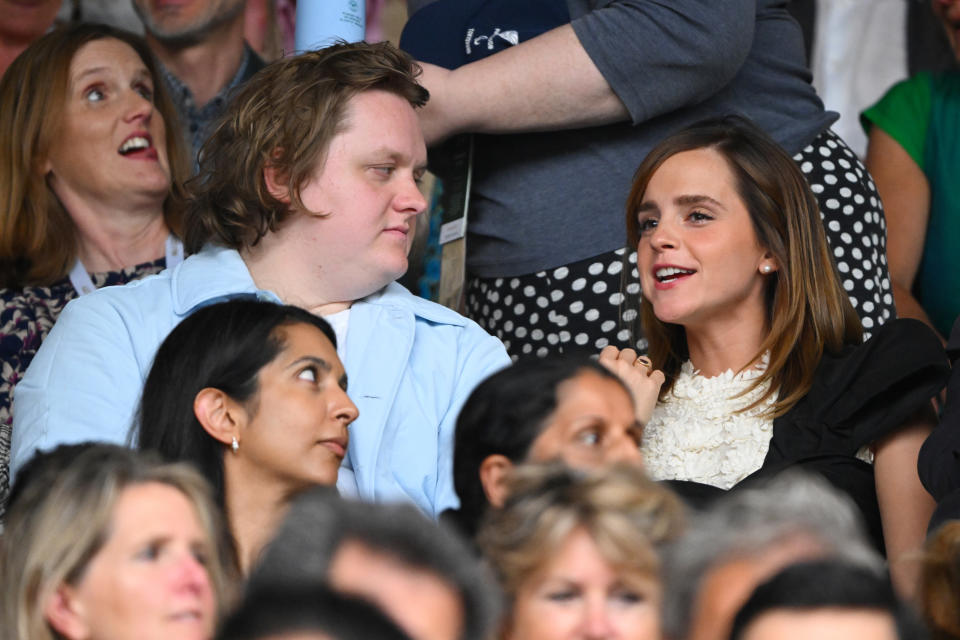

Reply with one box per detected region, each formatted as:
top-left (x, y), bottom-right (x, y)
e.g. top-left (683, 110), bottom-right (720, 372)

top-left (401, 0), bottom-right (893, 358)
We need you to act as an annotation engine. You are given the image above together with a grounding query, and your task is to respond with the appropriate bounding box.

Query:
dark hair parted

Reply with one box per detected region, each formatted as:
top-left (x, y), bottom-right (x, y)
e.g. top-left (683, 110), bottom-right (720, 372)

top-left (625, 116), bottom-right (862, 416)
top-left (729, 560), bottom-right (922, 640)
top-left (0, 23), bottom-right (188, 287)
top-left (249, 489), bottom-right (500, 640)
top-left (450, 355), bottom-right (630, 539)
top-left (136, 298), bottom-right (337, 511)
top-left (215, 585), bottom-right (412, 640)
top-left (183, 41), bottom-right (429, 254)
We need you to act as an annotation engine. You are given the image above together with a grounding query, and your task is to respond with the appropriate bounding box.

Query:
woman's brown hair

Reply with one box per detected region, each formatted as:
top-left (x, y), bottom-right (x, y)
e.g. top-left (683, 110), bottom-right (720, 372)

top-left (625, 116), bottom-right (862, 416)
top-left (182, 40), bottom-right (428, 254)
top-left (0, 23), bottom-right (188, 288)
top-left (920, 521), bottom-right (960, 639)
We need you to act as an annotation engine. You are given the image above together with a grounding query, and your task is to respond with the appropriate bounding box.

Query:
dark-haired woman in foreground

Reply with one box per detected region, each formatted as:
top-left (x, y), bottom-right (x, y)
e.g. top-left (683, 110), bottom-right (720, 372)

top-left (137, 299), bottom-right (358, 574)
top-left (619, 117), bottom-right (948, 597)
top-left (448, 354), bottom-right (650, 539)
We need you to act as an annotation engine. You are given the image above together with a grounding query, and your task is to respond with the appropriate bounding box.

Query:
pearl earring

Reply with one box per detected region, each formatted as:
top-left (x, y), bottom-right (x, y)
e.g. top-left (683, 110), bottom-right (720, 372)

top-left (231, 436), bottom-right (239, 453)
top-left (762, 265), bottom-right (772, 273)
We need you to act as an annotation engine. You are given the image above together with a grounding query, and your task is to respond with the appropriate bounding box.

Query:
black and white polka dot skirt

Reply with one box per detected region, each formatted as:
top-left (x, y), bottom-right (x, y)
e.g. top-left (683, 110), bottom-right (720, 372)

top-left (466, 128), bottom-right (893, 359)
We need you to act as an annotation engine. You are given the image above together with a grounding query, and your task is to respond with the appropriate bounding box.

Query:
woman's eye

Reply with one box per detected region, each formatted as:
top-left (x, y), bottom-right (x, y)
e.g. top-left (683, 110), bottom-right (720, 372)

top-left (611, 588), bottom-right (644, 605)
top-left (135, 84), bottom-right (154, 100)
top-left (688, 210), bottom-right (713, 223)
top-left (576, 428), bottom-right (601, 446)
top-left (84, 87), bottom-right (105, 103)
top-left (546, 590), bottom-right (578, 603)
top-left (192, 546), bottom-right (210, 567)
top-left (136, 541), bottom-right (162, 561)
top-left (637, 217), bottom-right (658, 234)
top-left (297, 367), bottom-right (318, 383)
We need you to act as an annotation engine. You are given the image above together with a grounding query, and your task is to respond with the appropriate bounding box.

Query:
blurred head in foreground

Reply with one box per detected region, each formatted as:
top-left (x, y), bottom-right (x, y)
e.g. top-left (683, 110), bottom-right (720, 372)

top-left (479, 463), bottom-right (684, 640)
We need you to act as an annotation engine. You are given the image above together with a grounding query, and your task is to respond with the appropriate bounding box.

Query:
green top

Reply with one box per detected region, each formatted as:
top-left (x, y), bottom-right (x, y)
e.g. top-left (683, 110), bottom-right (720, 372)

top-left (862, 71), bottom-right (960, 336)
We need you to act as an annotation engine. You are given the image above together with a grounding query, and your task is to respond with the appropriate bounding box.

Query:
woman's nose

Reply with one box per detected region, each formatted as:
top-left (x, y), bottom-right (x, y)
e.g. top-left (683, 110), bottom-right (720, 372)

top-left (175, 553), bottom-right (212, 596)
top-left (123, 90), bottom-right (154, 123)
top-left (605, 434), bottom-right (643, 465)
top-left (581, 598), bottom-right (617, 639)
top-left (334, 387), bottom-right (359, 425)
top-left (649, 221), bottom-right (678, 251)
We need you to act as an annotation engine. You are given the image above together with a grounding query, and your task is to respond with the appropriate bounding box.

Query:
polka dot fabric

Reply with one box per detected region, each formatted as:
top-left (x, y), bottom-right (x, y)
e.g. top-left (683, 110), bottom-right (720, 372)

top-left (466, 129), bottom-right (893, 359)
top-left (793, 129), bottom-right (893, 334)
top-left (466, 248), bottom-right (644, 359)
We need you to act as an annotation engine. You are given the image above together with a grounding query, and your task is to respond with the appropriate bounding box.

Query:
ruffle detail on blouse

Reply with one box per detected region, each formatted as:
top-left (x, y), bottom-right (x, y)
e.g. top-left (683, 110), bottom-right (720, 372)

top-left (641, 358), bottom-right (778, 490)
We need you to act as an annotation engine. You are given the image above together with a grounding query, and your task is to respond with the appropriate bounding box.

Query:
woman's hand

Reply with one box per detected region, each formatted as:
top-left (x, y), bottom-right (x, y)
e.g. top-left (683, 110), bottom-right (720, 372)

top-left (598, 345), bottom-right (665, 427)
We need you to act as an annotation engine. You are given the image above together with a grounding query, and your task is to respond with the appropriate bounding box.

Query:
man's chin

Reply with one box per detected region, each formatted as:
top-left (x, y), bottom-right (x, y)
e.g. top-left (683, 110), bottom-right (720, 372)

top-left (134, 0), bottom-right (246, 46)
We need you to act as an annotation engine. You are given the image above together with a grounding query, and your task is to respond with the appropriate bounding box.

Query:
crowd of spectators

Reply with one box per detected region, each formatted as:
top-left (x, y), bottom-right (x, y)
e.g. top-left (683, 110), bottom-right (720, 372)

top-left (1, 1), bottom-right (960, 639)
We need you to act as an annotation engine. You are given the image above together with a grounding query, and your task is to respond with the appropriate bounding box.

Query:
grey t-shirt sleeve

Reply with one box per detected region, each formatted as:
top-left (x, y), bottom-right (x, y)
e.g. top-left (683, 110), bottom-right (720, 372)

top-left (570, 0), bottom-right (756, 125)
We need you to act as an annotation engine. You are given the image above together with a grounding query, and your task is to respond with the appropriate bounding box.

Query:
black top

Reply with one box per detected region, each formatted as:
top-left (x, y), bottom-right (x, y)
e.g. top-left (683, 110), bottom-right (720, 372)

top-left (671, 318), bottom-right (949, 552)
top-left (919, 315), bottom-right (960, 529)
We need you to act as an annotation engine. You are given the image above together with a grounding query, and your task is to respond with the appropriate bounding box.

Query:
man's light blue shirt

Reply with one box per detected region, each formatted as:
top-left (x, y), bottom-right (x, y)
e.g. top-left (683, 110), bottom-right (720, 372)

top-left (11, 245), bottom-right (509, 516)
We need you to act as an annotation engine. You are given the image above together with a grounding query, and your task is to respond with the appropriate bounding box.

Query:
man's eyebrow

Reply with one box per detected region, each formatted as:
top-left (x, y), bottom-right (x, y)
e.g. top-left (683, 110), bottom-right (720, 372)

top-left (369, 147), bottom-right (427, 169)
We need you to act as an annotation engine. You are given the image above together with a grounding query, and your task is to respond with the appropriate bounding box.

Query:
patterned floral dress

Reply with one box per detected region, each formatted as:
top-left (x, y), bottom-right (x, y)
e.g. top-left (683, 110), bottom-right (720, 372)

top-left (0, 258), bottom-right (166, 516)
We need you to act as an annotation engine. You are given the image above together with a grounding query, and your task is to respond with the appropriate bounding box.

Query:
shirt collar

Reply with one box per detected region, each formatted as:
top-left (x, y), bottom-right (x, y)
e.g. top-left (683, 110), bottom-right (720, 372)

top-left (157, 44), bottom-right (254, 109)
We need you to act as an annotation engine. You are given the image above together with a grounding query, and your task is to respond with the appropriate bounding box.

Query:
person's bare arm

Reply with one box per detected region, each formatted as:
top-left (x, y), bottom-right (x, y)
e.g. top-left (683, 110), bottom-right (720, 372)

top-left (865, 128), bottom-right (942, 339)
top-left (412, 1), bottom-right (755, 145)
top-left (416, 25), bottom-right (628, 145)
top-left (874, 409), bottom-right (937, 601)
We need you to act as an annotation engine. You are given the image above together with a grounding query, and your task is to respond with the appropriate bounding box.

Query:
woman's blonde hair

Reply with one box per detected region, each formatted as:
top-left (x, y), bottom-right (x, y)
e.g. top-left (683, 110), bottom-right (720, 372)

top-left (625, 116), bottom-right (862, 416)
top-left (0, 23), bottom-right (188, 288)
top-left (477, 463), bottom-right (684, 599)
top-left (0, 445), bottom-right (234, 640)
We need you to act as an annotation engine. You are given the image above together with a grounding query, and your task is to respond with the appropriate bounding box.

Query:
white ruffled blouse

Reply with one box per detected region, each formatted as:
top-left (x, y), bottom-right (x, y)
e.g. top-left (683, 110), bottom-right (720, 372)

top-left (642, 358), bottom-right (873, 490)
top-left (641, 358), bottom-right (778, 490)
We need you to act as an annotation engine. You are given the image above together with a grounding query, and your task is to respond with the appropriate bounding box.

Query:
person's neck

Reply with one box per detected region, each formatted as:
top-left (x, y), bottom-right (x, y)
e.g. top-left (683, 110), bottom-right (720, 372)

top-left (146, 17), bottom-right (247, 108)
top-left (684, 313), bottom-right (769, 378)
top-left (223, 465), bottom-right (293, 576)
top-left (241, 240), bottom-right (354, 316)
top-left (70, 200), bottom-right (169, 273)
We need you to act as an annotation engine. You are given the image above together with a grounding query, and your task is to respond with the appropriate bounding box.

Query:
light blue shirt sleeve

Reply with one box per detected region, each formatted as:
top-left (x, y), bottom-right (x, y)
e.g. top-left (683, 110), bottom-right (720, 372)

top-left (432, 326), bottom-right (510, 515)
top-left (10, 295), bottom-right (144, 480)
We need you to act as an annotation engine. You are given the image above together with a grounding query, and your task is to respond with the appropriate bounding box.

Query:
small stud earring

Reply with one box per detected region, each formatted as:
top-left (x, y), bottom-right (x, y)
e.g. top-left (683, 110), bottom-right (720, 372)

top-left (762, 265), bottom-right (772, 273)
top-left (231, 437), bottom-right (239, 453)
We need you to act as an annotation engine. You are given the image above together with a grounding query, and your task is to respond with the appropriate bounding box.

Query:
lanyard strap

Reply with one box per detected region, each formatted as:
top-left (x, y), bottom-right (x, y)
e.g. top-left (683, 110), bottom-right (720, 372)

top-left (68, 235), bottom-right (185, 296)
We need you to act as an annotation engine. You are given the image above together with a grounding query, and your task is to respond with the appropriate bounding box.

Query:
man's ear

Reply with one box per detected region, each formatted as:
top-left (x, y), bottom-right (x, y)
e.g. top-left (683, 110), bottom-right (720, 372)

top-left (262, 164), bottom-right (291, 204)
top-left (479, 454), bottom-right (515, 509)
top-left (194, 387), bottom-right (245, 448)
top-left (44, 585), bottom-right (90, 640)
